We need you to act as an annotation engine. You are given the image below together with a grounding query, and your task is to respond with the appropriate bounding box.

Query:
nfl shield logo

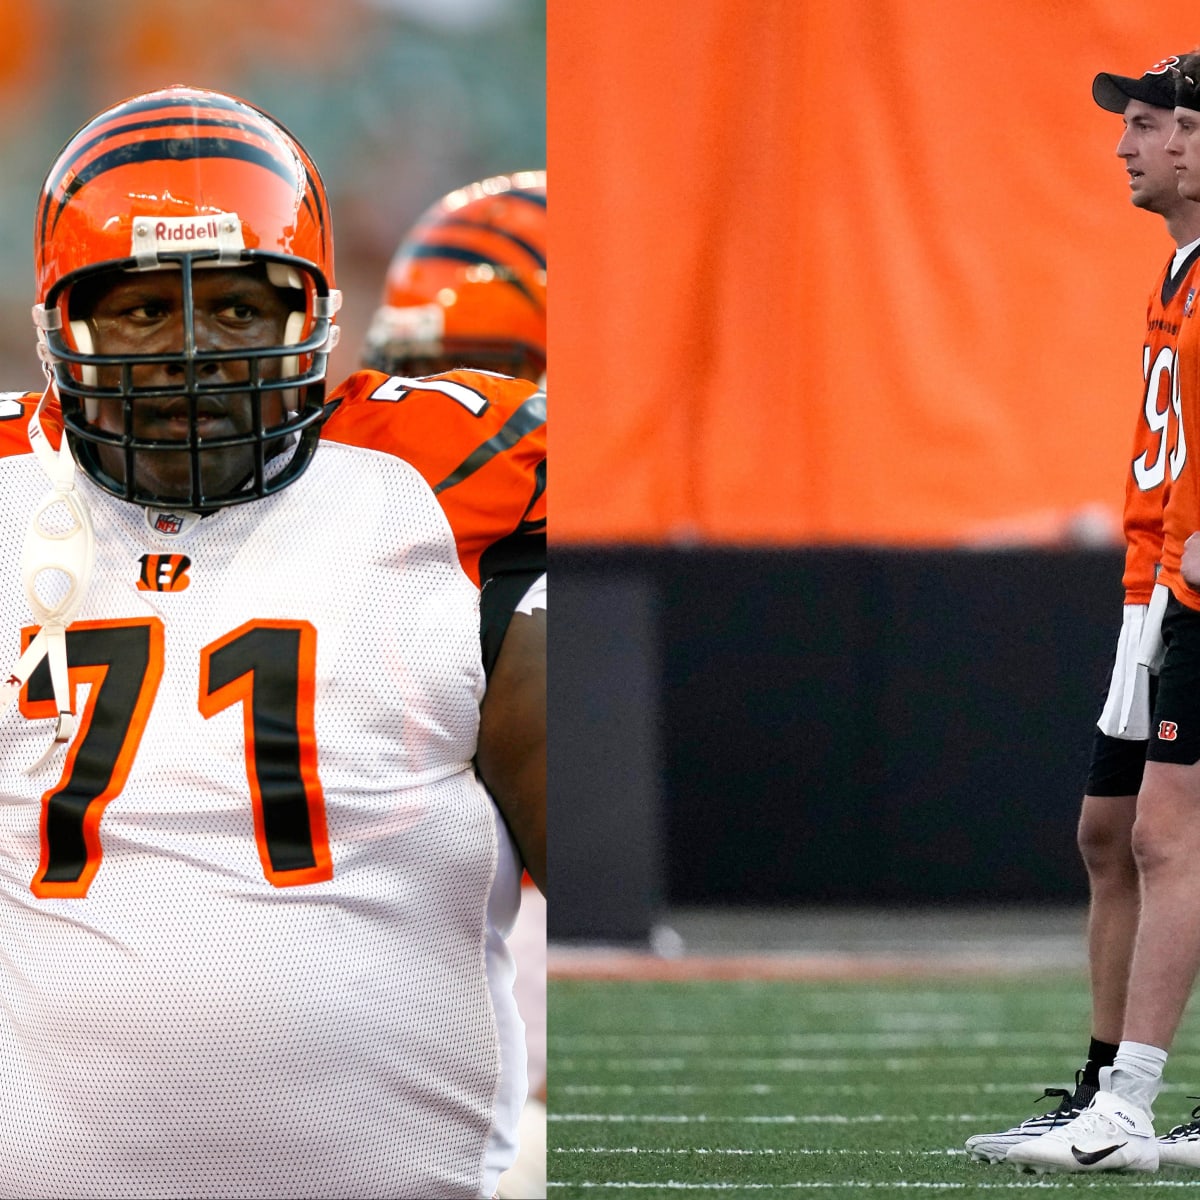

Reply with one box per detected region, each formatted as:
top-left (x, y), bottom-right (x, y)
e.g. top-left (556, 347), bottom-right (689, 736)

top-left (154, 513), bottom-right (185, 535)
top-left (1186, 288), bottom-right (1196, 318)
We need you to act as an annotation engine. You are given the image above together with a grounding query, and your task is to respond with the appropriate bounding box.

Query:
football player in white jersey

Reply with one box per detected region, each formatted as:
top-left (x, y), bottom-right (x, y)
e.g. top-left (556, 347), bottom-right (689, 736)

top-left (0, 85), bottom-right (545, 1200)
top-left (363, 171), bottom-right (547, 1200)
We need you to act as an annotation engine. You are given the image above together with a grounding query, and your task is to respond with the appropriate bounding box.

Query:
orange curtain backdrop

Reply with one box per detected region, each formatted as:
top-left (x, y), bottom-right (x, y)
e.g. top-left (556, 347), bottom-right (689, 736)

top-left (549, 1), bottom-right (1200, 544)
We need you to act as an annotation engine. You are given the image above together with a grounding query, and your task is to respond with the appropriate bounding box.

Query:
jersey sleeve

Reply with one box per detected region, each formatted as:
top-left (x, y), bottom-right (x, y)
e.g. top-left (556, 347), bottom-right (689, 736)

top-left (319, 369), bottom-right (546, 596)
top-left (0, 392), bottom-right (49, 460)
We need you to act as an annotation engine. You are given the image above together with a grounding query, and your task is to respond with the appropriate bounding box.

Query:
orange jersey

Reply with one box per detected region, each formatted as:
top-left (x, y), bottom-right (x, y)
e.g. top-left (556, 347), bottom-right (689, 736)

top-left (1123, 251), bottom-right (1200, 604)
top-left (321, 369), bottom-right (546, 590)
top-left (1159, 271), bottom-right (1200, 610)
top-left (0, 392), bottom-right (46, 458)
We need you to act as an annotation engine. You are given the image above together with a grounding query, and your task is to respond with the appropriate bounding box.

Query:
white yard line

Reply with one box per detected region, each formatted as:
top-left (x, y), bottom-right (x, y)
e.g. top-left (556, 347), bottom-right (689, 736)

top-left (549, 1114), bottom-right (1014, 1124)
top-left (551, 1055), bottom-right (1127, 1072)
top-left (552, 1034), bottom-right (1086, 1050)
top-left (554, 1148), bottom-right (969, 1155)
top-left (555, 1082), bottom-right (1180, 1096)
top-left (547, 1182), bottom-right (1200, 1190)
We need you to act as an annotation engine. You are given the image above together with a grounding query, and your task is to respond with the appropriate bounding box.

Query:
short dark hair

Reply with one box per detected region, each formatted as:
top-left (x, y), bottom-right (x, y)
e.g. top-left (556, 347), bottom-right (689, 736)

top-left (1175, 51), bottom-right (1200, 112)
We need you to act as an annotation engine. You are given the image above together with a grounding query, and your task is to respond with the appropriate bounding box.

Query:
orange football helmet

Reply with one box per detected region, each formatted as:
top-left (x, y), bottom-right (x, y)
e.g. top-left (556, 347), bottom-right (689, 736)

top-left (362, 171), bottom-right (545, 383)
top-left (32, 85), bottom-right (342, 511)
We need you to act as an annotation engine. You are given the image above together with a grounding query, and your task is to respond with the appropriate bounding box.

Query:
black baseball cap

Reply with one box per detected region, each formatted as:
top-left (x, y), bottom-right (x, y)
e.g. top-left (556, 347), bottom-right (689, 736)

top-left (1093, 55), bottom-right (1181, 113)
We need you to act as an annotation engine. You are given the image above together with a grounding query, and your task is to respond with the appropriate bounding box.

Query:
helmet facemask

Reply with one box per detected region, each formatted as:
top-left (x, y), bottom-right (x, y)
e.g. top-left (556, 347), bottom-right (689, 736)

top-left (35, 249), bottom-right (341, 513)
top-left (32, 85), bottom-right (342, 513)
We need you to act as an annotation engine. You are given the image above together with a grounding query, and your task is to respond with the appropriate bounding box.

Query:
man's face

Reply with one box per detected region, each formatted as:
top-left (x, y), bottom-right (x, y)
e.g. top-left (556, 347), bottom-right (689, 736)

top-left (1116, 99), bottom-right (1182, 213)
top-left (1168, 106), bottom-right (1200, 203)
top-left (74, 264), bottom-right (297, 505)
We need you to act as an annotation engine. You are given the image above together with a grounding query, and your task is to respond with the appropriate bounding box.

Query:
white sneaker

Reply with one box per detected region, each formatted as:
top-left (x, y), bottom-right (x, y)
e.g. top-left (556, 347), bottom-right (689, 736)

top-left (1007, 1090), bottom-right (1158, 1174)
top-left (1158, 1102), bottom-right (1200, 1168)
top-left (964, 1075), bottom-right (1096, 1163)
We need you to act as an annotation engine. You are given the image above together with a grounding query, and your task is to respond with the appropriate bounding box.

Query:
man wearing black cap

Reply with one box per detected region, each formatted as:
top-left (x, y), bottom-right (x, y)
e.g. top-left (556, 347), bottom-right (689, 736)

top-left (965, 52), bottom-right (1200, 1171)
top-left (1007, 51), bottom-right (1200, 1175)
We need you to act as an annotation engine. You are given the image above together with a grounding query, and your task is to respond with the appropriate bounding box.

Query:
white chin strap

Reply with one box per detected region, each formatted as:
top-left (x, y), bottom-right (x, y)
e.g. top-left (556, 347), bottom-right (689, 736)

top-left (0, 387), bottom-right (96, 773)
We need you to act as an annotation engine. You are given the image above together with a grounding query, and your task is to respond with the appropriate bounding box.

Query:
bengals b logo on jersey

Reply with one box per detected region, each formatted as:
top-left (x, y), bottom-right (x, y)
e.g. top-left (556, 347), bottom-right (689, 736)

top-left (137, 554), bottom-right (192, 592)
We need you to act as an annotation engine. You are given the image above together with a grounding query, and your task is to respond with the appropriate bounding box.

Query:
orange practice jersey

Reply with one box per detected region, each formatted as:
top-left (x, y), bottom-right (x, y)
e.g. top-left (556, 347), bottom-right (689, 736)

top-left (321, 369), bottom-right (546, 591)
top-left (1123, 250), bottom-right (1200, 604)
top-left (0, 392), bottom-right (48, 454)
top-left (1160, 272), bottom-right (1200, 610)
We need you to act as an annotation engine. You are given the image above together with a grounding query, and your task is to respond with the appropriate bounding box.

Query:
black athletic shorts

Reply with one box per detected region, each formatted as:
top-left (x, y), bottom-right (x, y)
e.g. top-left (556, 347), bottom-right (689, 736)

top-left (1147, 593), bottom-right (1200, 766)
top-left (1086, 721), bottom-right (1150, 797)
top-left (1085, 627), bottom-right (1159, 795)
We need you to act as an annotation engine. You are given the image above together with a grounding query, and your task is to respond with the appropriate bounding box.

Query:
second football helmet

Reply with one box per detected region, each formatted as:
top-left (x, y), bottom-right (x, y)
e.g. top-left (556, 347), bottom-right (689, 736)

top-left (32, 85), bottom-right (342, 511)
top-left (362, 171), bottom-right (546, 383)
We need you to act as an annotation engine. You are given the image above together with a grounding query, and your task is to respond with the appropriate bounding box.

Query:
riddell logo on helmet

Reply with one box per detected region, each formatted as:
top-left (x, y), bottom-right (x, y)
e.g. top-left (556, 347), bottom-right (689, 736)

top-left (130, 212), bottom-right (243, 258)
top-left (156, 219), bottom-right (221, 242)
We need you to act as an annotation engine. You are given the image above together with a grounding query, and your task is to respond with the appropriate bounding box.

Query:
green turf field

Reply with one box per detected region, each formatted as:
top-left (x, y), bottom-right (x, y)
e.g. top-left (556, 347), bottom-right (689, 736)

top-left (548, 974), bottom-right (1200, 1197)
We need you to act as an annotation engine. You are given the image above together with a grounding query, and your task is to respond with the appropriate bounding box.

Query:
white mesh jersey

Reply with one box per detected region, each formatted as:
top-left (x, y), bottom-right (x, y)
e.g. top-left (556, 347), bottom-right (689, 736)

top-left (0, 385), bottom-right (535, 1198)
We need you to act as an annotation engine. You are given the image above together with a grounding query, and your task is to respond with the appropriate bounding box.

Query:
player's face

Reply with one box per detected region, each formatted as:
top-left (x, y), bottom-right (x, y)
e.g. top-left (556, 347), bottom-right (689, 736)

top-left (1168, 107), bottom-right (1200, 202)
top-left (75, 266), bottom-right (295, 503)
top-left (1117, 100), bottom-right (1183, 213)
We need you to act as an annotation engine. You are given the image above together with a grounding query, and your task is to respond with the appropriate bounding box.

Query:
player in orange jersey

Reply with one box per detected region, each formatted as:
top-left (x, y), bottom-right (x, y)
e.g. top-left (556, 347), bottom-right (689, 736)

top-left (0, 86), bottom-right (544, 1199)
top-left (1010, 52), bottom-right (1200, 1175)
top-left (361, 171), bottom-right (547, 1200)
top-left (965, 54), bottom-right (1200, 1171)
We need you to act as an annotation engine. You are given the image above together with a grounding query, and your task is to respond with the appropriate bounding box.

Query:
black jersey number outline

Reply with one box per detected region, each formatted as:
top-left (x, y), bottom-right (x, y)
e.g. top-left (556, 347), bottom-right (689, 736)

top-left (22, 617), bottom-right (330, 898)
top-left (199, 620), bottom-right (332, 887)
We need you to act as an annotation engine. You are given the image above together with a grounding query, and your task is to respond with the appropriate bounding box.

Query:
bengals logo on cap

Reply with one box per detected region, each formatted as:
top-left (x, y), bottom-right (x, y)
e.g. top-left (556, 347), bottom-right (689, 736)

top-left (1146, 56), bottom-right (1181, 76)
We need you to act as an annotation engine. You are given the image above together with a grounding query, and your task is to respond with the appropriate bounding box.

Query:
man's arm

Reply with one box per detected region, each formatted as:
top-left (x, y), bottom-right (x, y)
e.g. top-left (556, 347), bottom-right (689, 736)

top-left (1183, 531), bottom-right (1200, 588)
top-left (476, 607), bottom-right (546, 893)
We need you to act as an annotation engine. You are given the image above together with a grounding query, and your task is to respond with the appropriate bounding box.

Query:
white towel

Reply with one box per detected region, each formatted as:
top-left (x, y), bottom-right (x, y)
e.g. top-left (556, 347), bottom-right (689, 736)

top-left (1097, 582), bottom-right (1169, 741)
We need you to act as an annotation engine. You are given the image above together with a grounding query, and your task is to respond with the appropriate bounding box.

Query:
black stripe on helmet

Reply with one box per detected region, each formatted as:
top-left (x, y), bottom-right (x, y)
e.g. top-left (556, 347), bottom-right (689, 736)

top-left (41, 106), bottom-right (327, 257)
top-left (507, 187), bottom-right (546, 209)
top-left (46, 136), bottom-right (300, 243)
top-left (409, 244), bottom-right (543, 310)
top-left (437, 216), bottom-right (545, 271)
top-left (46, 116), bottom-right (293, 200)
top-left (44, 89), bottom-right (282, 191)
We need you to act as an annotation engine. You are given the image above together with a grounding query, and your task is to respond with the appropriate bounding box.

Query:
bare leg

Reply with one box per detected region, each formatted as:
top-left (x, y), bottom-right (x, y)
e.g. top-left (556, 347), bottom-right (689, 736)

top-left (1077, 794), bottom-right (1139, 1043)
top-left (1123, 758), bottom-right (1200, 1050)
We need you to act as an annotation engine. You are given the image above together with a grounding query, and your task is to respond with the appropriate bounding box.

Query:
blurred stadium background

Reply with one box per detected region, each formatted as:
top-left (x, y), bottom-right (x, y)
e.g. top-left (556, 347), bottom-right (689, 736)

top-left (548, 11), bottom-right (1200, 1193)
top-left (549, 2), bottom-right (1200, 944)
top-left (0, 0), bottom-right (544, 390)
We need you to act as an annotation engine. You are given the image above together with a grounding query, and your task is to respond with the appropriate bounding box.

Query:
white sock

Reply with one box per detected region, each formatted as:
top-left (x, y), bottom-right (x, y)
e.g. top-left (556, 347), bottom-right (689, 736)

top-left (1102, 1040), bottom-right (1168, 1119)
